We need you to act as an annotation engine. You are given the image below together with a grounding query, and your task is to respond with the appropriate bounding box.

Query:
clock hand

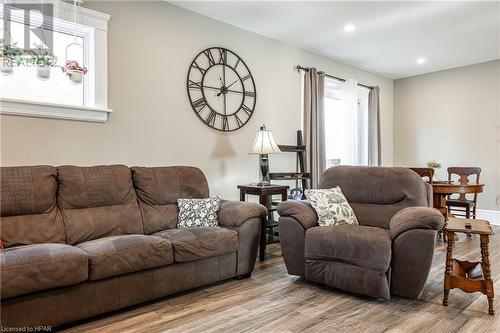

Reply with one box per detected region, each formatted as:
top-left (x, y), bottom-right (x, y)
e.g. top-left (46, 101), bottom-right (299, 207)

top-left (216, 75), bottom-right (237, 97)
top-left (204, 85), bottom-right (221, 91)
top-left (226, 80), bottom-right (238, 89)
top-left (218, 76), bottom-right (224, 87)
top-left (218, 88), bottom-right (243, 97)
top-left (226, 89), bottom-right (245, 94)
top-left (217, 86), bottom-right (229, 97)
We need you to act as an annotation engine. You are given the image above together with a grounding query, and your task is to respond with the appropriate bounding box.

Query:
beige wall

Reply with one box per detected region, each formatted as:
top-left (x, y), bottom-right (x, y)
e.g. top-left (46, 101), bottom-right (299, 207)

top-left (0, 1), bottom-right (393, 200)
top-left (394, 60), bottom-right (500, 211)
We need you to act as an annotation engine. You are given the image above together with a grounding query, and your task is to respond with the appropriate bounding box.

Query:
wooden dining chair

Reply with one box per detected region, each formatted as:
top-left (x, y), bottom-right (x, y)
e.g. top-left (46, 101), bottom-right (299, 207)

top-left (446, 167), bottom-right (481, 219)
top-left (408, 167), bottom-right (434, 184)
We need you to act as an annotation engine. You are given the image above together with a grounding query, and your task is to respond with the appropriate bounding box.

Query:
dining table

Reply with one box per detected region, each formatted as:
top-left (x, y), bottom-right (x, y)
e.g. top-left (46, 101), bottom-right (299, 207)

top-left (430, 180), bottom-right (485, 240)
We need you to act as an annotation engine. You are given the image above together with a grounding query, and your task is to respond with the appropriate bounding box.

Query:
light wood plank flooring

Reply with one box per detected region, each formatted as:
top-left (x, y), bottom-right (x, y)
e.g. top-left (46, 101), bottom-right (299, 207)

top-left (62, 230), bottom-right (500, 333)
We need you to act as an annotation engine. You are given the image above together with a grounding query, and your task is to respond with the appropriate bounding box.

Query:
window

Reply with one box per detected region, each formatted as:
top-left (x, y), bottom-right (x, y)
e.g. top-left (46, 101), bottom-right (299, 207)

top-left (0, 2), bottom-right (110, 122)
top-left (1, 12), bottom-right (89, 106)
top-left (324, 77), bottom-right (370, 168)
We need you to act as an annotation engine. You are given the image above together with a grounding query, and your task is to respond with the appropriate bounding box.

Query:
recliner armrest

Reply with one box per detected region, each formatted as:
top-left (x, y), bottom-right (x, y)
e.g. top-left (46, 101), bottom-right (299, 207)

top-left (218, 200), bottom-right (267, 228)
top-left (389, 207), bottom-right (444, 240)
top-left (277, 200), bottom-right (318, 230)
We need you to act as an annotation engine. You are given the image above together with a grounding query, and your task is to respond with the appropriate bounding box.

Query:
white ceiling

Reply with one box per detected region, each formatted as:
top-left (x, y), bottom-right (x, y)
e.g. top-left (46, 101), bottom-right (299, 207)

top-left (171, 1), bottom-right (500, 79)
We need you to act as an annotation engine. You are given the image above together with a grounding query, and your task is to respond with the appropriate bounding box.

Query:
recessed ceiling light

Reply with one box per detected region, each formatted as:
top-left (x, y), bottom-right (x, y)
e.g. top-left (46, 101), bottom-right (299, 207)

top-left (344, 24), bottom-right (355, 32)
top-left (417, 57), bottom-right (426, 64)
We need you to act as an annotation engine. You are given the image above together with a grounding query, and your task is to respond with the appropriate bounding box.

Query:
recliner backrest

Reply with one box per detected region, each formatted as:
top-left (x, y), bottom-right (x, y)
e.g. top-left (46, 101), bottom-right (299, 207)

top-left (57, 165), bottom-right (143, 245)
top-left (0, 166), bottom-right (65, 248)
top-left (318, 166), bottom-right (428, 229)
top-left (132, 166), bottom-right (209, 234)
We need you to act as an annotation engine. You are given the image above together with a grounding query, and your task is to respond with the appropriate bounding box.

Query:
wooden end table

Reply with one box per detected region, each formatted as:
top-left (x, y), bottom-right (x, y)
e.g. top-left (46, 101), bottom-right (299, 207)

top-left (431, 181), bottom-right (484, 241)
top-left (238, 184), bottom-right (289, 262)
top-left (443, 218), bottom-right (495, 315)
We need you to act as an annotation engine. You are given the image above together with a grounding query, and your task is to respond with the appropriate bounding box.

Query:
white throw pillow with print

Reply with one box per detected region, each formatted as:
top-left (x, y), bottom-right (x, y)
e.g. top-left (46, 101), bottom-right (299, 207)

top-left (304, 187), bottom-right (358, 226)
top-left (177, 196), bottom-right (221, 228)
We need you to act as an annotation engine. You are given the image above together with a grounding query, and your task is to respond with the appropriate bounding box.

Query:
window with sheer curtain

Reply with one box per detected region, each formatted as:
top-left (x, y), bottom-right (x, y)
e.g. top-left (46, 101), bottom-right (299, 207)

top-left (324, 77), bottom-right (371, 168)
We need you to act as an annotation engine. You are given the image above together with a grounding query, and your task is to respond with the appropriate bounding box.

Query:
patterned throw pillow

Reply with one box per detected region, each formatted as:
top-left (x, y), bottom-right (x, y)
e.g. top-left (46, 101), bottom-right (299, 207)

top-left (177, 196), bottom-right (221, 228)
top-left (304, 187), bottom-right (358, 226)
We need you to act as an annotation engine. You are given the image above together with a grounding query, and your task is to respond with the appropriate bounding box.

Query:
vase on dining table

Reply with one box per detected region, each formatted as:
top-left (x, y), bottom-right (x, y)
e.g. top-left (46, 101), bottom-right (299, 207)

top-left (426, 160), bottom-right (441, 182)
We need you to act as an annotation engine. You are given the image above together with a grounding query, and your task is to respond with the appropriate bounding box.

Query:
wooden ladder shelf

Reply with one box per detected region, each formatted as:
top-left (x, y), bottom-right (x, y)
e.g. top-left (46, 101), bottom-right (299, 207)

top-left (269, 130), bottom-right (310, 195)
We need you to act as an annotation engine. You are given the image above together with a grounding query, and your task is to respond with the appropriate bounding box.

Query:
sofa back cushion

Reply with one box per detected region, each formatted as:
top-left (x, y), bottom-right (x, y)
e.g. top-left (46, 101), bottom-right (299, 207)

top-left (132, 166), bottom-right (209, 234)
top-left (57, 165), bottom-right (143, 245)
top-left (0, 166), bottom-right (65, 248)
top-left (318, 166), bottom-right (428, 229)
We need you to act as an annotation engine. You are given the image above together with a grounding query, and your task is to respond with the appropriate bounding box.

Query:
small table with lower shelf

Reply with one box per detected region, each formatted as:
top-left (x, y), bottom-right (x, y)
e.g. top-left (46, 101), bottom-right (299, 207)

top-left (431, 181), bottom-right (484, 241)
top-left (238, 184), bottom-right (289, 262)
top-left (443, 218), bottom-right (495, 315)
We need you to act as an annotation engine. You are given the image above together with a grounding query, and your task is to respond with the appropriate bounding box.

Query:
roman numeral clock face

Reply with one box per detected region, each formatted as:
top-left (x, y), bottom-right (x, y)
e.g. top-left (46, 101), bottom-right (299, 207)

top-left (187, 47), bottom-right (256, 132)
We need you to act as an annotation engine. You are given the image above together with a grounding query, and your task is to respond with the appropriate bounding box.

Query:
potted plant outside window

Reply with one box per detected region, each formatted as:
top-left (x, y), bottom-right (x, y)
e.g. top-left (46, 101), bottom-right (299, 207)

top-left (61, 60), bottom-right (87, 84)
top-left (0, 39), bottom-right (22, 75)
top-left (31, 52), bottom-right (57, 80)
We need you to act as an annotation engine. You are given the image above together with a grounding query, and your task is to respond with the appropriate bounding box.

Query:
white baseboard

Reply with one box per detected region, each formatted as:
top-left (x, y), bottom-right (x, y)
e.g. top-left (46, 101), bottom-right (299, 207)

top-left (476, 209), bottom-right (500, 226)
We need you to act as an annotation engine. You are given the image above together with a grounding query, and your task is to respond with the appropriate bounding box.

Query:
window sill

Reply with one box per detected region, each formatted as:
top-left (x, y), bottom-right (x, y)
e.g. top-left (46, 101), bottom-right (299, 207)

top-left (0, 98), bottom-right (112, 123)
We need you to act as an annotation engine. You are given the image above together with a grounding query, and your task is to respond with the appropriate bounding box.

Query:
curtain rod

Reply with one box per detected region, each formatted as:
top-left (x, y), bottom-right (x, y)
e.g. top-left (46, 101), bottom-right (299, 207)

top-left (295, 65), bottom-right (374, 90)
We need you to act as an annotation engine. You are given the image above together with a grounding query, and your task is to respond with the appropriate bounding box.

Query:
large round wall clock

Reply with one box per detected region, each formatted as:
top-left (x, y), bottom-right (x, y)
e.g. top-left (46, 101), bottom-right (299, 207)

top-left (187, 47), bottom-right (256, 132)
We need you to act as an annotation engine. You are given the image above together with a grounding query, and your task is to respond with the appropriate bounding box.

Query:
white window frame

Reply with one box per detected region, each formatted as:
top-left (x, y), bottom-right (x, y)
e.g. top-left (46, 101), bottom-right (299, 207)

top-left (0, 0), bottom-right (111, 122)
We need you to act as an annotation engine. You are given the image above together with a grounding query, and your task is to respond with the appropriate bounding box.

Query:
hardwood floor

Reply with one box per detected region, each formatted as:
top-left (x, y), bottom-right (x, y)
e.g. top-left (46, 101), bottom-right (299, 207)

top-left (62, 230), bottom-right (500, 333)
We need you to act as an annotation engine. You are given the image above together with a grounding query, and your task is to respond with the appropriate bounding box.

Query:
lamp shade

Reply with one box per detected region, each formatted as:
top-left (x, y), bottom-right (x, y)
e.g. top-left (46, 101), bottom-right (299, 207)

top-left (249, 126), bottom-right (281, 155)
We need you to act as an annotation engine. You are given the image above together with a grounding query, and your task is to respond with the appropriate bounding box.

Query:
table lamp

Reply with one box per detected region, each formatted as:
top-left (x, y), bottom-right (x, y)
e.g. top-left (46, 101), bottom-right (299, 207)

top-left (249, 125), bottom-right (281, 186)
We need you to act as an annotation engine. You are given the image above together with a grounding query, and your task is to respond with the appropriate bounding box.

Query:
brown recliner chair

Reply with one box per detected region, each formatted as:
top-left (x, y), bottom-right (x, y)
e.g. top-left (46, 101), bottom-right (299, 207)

top-left (277, 166), bottom-right (444, 300)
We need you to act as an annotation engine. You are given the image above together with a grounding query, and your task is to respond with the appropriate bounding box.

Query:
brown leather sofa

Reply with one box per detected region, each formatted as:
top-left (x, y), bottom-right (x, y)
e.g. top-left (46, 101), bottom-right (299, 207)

top-left (0, 165), bottom-right (266, 329)
top-left (278, 166), bottom-right (444, 300)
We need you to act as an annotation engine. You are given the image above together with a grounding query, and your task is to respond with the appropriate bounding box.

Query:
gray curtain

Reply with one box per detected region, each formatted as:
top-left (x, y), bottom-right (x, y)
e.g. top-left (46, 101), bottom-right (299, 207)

top-left (368, 86), bottom-right (381, 166)
top-left (303, 68), bottom-right (326, 188)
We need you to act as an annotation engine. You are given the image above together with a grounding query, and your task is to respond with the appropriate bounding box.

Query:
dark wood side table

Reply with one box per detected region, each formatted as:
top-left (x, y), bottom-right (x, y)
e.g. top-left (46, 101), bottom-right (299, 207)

top-left (238, 184), bottom-right (289, 262)
top-left (443, 218), bottom-right (495, 315)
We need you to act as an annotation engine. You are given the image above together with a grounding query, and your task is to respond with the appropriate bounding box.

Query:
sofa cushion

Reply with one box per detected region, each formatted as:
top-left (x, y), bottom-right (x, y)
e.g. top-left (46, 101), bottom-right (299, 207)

top-left (0, 166), bottom-right (65, 248)
top-left (57, 165), bottom-right (143, 245)
top-left (77, 235), bottom-right (173, 280)
top-left (0, 243), bottom-right (88, 299)
top-left (305, 224), bottom-right (392, 273)
top-left (132, 166), bottom-right (209, 234)
top-left (152, 227), bottom-right (238, 262)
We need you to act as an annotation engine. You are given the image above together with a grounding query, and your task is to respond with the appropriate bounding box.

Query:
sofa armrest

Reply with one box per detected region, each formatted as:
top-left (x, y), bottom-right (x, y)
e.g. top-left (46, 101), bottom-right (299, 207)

top-left (218, 200), bottom-right (266, 277)
top-left (277, 201), bottom-right (318, 277)
top-left (218, 200), bottom-right (267, 228)
top-left (276, 200), bottom-right (319, 230)
top-left (389, 207), bottom-right (444, 240)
